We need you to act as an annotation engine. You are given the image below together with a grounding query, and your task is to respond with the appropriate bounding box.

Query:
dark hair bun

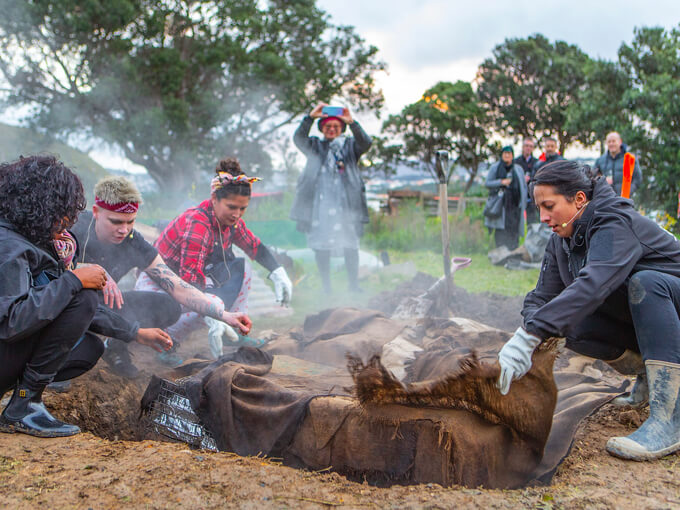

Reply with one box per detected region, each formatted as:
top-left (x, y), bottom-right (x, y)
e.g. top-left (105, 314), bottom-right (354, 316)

top-left (215, 157), bottom-right (244, 176)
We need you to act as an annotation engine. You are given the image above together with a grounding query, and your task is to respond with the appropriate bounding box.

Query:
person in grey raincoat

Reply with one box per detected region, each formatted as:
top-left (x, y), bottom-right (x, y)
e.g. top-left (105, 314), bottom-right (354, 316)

top-left (291, 103), bottom-right (372, 293)
top-left (484, 146), bottom-right (527, 250)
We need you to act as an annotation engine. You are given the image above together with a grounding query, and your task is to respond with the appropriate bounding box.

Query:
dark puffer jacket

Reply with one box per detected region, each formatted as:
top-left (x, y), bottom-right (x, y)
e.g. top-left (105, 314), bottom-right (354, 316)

top-left (0, 219), bottom-right (139, 343)
top-left (522, 179), bottom-right (680, 339)
top-left (290, 115), bottom-right (372, 233)
top-left (593, 143), bottom-right (642, 195)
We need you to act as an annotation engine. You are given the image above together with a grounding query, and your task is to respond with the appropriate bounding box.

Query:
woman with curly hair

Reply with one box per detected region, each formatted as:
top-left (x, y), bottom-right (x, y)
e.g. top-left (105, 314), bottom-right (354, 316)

top-left (0, 155), bottom-right (111, 437)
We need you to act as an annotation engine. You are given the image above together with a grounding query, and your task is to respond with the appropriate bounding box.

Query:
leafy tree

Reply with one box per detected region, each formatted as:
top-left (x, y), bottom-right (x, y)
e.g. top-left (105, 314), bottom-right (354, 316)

top-left (379, 80), bottom-right (497, 191)
top-left (618, 25), bottom-right (680, 220)
top-left (0, 0), bottom-right (384, 190)
top-left (477, 34), bottom-right (590, 153)
top-left (565, 59), bottom-right (631, 150)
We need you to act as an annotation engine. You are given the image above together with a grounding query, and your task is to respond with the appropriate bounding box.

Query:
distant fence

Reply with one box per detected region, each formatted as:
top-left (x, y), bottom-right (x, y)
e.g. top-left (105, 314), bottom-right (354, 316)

top-left (382, 190), bottom-right (486, 216)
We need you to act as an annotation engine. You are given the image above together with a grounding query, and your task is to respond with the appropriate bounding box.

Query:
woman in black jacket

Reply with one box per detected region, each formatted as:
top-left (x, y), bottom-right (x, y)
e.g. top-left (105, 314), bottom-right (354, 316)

top-left (497, 160), bottom-right (680, 461)
top-left (0, 156), bottom-right (109, 437)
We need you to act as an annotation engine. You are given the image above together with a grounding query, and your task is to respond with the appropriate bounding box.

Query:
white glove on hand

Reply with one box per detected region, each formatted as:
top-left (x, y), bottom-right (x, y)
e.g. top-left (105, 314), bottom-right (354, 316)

top-left (269, 266), bottom-right (293, 305)
top-left (497, 327), bottom-right (542, 395)
top-left (204, 316), bottom-right (239, 359)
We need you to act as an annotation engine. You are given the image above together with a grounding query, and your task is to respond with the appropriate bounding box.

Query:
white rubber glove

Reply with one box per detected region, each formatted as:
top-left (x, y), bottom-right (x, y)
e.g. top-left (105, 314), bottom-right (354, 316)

top-left (497, 327), bottom-right (542, 395)
top-left (204, 316), bottom-right (239, 359)
top-left (268, 266), bottom-right (293, 305)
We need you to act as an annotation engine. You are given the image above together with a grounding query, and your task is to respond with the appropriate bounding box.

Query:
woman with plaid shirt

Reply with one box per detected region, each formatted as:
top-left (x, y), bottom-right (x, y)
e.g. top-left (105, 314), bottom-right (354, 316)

top-left (136, 158), bottom-right (292, 359)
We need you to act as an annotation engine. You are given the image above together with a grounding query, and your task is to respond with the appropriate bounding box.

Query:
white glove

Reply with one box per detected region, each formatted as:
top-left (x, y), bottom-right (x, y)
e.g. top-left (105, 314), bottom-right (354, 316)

top-left (497, 327), bottom-right (542, 395)
top-left (268, 266), bottom-right (293, 305)
top-left (204, 316), bottom-right (239, 359)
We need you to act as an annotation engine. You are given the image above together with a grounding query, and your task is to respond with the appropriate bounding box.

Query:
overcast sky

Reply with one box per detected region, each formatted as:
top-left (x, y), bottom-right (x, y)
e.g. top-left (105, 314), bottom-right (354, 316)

top-left (9, 1), bottom-right (680, 171)
top-left (317, 0), bottom-right (680, 116)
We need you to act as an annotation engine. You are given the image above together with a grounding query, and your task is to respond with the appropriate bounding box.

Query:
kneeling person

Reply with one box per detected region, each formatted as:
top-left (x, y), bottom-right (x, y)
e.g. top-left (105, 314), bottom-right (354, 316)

top-left (71, 176), bottom-right (251, 374)
top-left (0, 156), bottom-right (167, 437)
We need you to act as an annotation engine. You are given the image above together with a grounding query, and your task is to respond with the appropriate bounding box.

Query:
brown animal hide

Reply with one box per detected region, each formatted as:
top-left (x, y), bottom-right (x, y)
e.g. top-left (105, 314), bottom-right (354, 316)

top-left (338, 341), bottom-right (559, 488)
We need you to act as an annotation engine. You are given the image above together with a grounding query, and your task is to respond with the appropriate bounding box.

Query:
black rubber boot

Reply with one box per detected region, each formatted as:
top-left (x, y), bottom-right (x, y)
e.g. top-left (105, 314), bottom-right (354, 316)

top-left (0, 383), bottom-right (80, 437)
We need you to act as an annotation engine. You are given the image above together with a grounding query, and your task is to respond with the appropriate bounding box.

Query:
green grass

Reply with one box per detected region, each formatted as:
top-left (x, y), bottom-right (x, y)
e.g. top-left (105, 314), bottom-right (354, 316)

top-left (389, 251), bottom-right (539, 296)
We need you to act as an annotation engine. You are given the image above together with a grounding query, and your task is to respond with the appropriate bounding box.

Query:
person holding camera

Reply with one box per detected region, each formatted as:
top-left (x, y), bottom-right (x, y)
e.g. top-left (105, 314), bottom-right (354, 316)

top-left (290, 103), bottom-right (372, 294)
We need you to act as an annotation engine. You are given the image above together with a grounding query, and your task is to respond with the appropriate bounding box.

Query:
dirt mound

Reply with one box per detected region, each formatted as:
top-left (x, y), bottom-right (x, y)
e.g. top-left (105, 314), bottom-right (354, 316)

top-left (44, 364), bottom-right (146, 441)
top-left (368, 273), bottom-right (523, 332)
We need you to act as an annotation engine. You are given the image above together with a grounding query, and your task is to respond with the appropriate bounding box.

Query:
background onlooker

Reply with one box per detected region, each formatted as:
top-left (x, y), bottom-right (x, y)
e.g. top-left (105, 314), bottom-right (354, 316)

top-left (593, 131), bottom-right (642, 197)
top-left (514, 137), bottom-right (539, 224)
top-left (484, 146), bottom-right (527, 250)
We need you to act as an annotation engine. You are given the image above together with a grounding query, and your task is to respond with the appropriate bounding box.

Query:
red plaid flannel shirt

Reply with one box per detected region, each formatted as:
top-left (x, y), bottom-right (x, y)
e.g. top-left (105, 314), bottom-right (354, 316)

top-left (155, 200), bottom-right (261, 289)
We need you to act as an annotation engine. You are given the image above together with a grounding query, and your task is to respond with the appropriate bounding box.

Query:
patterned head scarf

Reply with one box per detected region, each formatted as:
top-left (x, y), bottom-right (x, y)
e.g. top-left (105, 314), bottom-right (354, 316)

top-left (53, 230), bottom-right (77, 269)
top-left (210, 172), bottom-right (261, 194)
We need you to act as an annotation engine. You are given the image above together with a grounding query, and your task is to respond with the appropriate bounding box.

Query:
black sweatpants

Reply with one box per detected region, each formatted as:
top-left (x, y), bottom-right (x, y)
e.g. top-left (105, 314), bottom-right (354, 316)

top-left (109, 290), bottom-right (182, 330)
top-left (0, 288), bottom-right (101, 394)
top-left (566, 270), bottom-right (680, 364)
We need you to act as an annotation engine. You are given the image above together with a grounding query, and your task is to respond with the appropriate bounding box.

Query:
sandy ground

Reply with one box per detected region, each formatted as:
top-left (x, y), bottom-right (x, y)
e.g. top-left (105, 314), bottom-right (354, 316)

top-left (0, 401), bottom-right (678, 509)
top-left (1, 281), bottom-right (679, 509)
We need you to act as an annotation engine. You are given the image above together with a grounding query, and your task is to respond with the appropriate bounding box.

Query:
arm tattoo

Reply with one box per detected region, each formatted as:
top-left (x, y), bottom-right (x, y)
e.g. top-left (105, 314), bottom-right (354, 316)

top-left (147, 267), bottom-right (175, 292)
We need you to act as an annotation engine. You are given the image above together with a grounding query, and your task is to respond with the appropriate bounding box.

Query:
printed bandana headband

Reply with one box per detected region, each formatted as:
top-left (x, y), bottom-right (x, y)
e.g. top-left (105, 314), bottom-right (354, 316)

top-left (94, 196), bottom-right (139, 214)
top-left (210, 172), bottom-right (261, 193)
top-left (53, 230), bottom-right (77, 269)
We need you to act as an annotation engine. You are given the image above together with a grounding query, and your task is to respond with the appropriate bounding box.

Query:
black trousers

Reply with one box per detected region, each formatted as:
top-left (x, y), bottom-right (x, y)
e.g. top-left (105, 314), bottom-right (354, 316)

top-left (566, 270), bottom-right (680, 364)
top-left (110, 290), bottom-right (182, 330)
top-left (0, 288), bottom-right (101, 394)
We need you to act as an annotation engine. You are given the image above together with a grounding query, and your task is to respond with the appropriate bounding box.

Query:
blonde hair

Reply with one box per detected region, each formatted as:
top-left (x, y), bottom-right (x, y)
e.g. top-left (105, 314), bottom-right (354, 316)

top-left (94, 176), bottom-right (142, 205)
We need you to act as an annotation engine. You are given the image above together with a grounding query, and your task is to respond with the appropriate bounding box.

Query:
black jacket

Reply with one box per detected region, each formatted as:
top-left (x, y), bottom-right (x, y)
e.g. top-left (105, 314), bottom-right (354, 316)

top-left (533, 153), bottom-right (564, 172)
top-left (0, 219), bottom-right (140, 344)
top-left (522, 179), bottom-right (680, 339)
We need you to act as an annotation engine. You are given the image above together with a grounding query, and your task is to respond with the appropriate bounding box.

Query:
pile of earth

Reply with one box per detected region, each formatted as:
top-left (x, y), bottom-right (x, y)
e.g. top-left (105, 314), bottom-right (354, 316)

top-left (367, 272), bottom-right (524, 332)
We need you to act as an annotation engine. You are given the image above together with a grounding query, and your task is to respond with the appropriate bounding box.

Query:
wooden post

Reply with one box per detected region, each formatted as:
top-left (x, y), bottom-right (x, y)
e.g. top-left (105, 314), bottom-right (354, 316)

top-left (435, 152), bottom-right (452, 306)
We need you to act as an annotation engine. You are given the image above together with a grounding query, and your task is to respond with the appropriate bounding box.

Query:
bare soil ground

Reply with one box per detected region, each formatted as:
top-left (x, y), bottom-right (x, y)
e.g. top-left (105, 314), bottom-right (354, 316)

top-left (0, 401), bottom-right (678, 509)
top-left (1, 283), bottom-right (679, 509)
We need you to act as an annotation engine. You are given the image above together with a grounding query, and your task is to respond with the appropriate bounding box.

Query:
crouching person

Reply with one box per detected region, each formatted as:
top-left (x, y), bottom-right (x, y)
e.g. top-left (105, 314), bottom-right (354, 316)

top-left (0, 156), bottom-right (110, 437)
top-left (497, 160), bottom-right (680, 461)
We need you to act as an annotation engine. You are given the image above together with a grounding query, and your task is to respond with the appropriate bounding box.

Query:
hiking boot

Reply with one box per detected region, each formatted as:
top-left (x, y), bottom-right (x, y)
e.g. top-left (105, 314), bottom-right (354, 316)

top-left (606, 360), bottom-right (680, 461)
top-left (0, 383), bottom-right (80, 438)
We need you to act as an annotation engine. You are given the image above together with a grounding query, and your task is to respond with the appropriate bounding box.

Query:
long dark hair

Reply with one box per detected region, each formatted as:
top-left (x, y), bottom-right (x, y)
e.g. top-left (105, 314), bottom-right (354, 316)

top-left (0, 155), bottom-right (86, 248)
top-left (531, 160), bottom-right (598, 202)
top-left (214, 157), bottom-right (251, 200)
